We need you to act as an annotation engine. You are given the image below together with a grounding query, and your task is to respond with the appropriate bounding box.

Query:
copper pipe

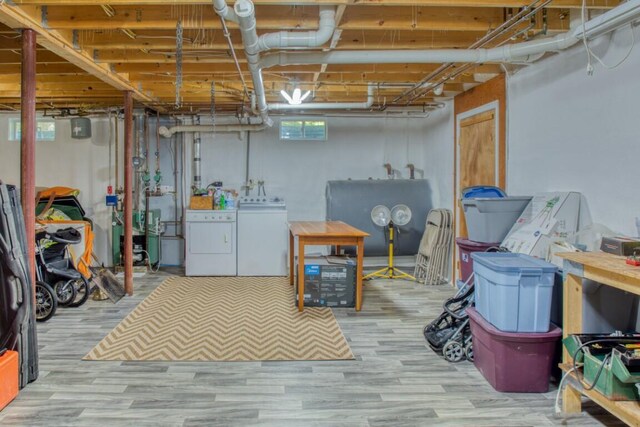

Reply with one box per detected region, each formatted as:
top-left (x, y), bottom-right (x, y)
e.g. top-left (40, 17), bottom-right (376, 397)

top-left (21, 29), bottom-right (36, 290)
top-left (123, 91), bottom-right (134, 296)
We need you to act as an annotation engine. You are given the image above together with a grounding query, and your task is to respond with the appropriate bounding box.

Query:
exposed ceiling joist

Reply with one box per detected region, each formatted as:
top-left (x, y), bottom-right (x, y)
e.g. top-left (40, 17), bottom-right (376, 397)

top-left (11, 0), bottom-right (617, 8)
top-left (0, 2), bottom-right (160, 108)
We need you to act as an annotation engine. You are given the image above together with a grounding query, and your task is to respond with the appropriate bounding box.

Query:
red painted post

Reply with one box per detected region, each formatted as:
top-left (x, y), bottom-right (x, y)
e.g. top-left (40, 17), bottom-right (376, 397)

top-left (123, 91), bottom-right (134, 296)
top-left (21, 29), bottom-right (36, 289)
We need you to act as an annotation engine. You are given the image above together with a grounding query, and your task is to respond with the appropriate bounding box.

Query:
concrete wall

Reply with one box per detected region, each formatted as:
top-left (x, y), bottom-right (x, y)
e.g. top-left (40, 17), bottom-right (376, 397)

top-left (506, 24), bottom-right (640, 236)
top-left (1, 112), bottom-right (451, 266)
top-left (418, 102), bottom-right (455, 211)
top-left (0, 115), bottom-right (116, 264)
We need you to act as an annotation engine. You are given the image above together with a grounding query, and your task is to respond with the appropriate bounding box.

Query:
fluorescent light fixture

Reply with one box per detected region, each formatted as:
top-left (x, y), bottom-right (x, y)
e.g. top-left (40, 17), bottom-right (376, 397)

top-left (281, 88), bottom-right (311, 105)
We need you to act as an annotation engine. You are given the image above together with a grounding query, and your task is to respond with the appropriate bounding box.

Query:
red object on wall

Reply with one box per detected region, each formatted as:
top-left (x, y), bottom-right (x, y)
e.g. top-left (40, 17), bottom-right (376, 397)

top-left (0, 350), bottom-right (19, 411)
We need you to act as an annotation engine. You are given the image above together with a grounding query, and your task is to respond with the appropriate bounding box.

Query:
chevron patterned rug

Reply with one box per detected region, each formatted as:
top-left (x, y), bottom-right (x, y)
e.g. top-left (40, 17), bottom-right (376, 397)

top-left (84, 276), bottom-right (354, 362)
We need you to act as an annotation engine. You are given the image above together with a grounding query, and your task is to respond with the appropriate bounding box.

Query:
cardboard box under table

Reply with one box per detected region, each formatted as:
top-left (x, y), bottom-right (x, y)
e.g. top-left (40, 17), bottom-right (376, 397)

top-left (296, 256), bottom-right (356, 307)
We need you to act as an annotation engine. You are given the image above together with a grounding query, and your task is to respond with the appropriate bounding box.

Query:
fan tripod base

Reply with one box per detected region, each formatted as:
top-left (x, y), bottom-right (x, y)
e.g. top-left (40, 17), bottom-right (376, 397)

top-left (364, 266), bottom-right (416, 281)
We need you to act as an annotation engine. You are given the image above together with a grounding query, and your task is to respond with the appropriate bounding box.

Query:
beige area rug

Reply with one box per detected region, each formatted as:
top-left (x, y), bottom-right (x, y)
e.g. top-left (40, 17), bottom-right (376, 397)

top-left (84, 276), bottom-right (354, 362)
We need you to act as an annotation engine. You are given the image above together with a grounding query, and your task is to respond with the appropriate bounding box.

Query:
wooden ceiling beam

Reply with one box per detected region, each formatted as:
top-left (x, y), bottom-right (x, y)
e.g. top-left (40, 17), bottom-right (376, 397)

top-left (110, 62), bottom-right (501, 74)
top-left (12, 0), bottom-right (619, 9)
top-left (38, 5), bottom-right (539, 33)
top-left (0, 63), bottom-right (88, 74)
top-left (0, 2), bottom-right (159, 106)
top-left (111, 62), bottom-right (322, 73)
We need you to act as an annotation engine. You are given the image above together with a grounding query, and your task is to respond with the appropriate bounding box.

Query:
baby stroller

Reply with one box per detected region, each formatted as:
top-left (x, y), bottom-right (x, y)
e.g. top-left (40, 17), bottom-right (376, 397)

top-left (36, 227), bottom-right (91, 310)
top-left (423, 276), bottom-right (475, 363)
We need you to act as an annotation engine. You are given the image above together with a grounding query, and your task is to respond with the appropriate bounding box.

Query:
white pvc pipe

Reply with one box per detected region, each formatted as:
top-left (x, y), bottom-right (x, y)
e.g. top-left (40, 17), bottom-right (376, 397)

top-left (218, 0), bottom-right (640, 125)
top-left (269, 83), bottom-right (375, 111)
top-left (231, 0), bottom-right (336, 126)
top-left (259, 32), bottom-right (580, 69)
top-left (256, 0), bottom-right (640, 72)
top-left (212, 0), bottom-right (239, 23)
top-left (159, 123), bottom-right (268, 137)
top-left (258, 7), bottom-right (335, 50)
top-left (575, 0), bottom-right (640, 39)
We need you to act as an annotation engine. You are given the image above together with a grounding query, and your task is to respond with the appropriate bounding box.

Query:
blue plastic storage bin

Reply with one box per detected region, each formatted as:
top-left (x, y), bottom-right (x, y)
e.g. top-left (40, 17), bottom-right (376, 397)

top-left (471, 252), bottom-right (557, 333)
top-left (461, 186), bottom-right (506, 199)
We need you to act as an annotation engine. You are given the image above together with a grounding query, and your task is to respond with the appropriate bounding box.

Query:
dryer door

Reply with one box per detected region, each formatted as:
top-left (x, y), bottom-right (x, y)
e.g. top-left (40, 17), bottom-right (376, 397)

top-left (188, 222), bottom-right (233, 254)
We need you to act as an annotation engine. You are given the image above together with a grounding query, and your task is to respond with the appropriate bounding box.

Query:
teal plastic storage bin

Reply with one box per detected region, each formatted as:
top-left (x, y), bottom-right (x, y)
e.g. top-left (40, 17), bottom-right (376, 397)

top-left (471, 253), bottom-right (557, 332)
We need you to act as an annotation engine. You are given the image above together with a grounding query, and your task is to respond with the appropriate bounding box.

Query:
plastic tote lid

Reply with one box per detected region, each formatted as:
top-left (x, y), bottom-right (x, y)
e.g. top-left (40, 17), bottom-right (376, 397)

top-left (470, 252), bottom-right (557, 273)
top-left (461, 186), bottom-right (506, 199)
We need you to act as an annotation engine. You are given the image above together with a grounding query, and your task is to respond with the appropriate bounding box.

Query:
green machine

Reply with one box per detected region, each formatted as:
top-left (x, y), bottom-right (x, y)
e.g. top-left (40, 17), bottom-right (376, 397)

top-left (112, 209), bottom-right (161, 267)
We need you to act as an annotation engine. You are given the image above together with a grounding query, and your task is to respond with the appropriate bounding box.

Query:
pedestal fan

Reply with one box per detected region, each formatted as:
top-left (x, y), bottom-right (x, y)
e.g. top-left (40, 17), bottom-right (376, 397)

top-left (364, 204), bottom-right (416, 281)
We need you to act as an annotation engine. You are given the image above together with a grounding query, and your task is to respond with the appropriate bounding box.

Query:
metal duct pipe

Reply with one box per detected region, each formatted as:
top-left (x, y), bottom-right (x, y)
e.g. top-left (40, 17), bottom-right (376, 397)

top-left (159, 123), bottom-right (268, 137)
top-left (269, 83), bottom-right (375, 111)
top-left (192, 117), bottom-right (201, 191)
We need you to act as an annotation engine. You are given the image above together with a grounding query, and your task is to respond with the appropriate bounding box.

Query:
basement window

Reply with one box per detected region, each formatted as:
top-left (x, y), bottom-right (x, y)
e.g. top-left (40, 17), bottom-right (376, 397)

top-left (8, 118), bottom-right (56, 142)
top-left (280, 120), bottom-right (327, 141)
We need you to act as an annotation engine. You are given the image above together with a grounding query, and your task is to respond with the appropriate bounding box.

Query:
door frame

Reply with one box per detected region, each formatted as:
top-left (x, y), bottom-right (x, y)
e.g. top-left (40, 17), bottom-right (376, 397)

top-left (455, 100), bottom-right (501, 235)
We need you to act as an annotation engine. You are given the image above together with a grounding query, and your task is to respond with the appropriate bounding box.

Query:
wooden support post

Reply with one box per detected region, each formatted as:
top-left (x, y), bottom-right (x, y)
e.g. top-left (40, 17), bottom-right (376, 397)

top-left (562, 272), bottom-right (584, 414)
top-left (123, 91), bottom-right (134, 296)
top-left (20, 28), bottom-right (36, 289)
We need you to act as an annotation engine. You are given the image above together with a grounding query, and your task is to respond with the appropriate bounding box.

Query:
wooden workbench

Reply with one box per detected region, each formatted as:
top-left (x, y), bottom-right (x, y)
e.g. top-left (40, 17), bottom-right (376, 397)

top-left (558, 251), bottom-right (640, 427)
top-left (288, 221), bottom-right (369, 312)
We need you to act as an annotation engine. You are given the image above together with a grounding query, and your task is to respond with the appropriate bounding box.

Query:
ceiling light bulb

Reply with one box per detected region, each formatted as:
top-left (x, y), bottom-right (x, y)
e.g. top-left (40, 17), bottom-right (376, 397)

top-left (280, 89), bottom-right (294, 104)
top-left (281, 87), bottom-right (310, 105)
top-left (433, 84), bottom-right (444, 96)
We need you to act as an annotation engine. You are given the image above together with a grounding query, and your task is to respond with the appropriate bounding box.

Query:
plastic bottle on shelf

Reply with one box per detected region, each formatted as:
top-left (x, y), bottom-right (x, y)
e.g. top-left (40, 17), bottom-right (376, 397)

top-left (213, 188), bottom-right (222, 209)
top-left (219, 193), bottom-right (226, 210)
top-left (226, 192), bottom-right (235, 210)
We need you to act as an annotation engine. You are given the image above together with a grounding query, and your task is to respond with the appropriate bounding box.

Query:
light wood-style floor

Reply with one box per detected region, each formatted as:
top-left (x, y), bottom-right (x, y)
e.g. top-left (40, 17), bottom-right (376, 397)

top-left (0, 270), bottom-right (623, 426)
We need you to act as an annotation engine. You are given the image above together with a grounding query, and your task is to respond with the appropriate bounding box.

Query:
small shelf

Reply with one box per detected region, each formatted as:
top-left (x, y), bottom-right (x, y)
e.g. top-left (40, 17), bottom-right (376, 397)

top-left (559, 364), bottom-right (640, 427)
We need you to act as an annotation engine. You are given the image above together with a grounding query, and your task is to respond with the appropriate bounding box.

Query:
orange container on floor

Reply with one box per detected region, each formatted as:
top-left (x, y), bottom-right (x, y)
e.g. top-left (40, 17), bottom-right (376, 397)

top-left (0, 350), bottom-right (19, 411)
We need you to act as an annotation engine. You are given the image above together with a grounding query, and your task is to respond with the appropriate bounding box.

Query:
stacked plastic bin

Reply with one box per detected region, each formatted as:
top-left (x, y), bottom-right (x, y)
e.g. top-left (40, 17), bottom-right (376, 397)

top-left (457, 186), bottom-right (531, 284)
top-left (468, 252), bottom-right (562, 393)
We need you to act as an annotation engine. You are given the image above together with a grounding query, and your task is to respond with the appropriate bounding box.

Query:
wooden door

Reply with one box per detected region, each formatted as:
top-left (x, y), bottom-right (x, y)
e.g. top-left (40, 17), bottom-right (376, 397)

top-left (457, 109), bottom-right (497, 238)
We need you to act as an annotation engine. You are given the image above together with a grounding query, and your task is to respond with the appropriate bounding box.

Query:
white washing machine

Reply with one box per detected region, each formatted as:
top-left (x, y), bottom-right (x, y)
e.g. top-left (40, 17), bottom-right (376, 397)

top-left (185, 209), bottom-right (237, 276)
top-left (237, 197), bottom-right (288, 276)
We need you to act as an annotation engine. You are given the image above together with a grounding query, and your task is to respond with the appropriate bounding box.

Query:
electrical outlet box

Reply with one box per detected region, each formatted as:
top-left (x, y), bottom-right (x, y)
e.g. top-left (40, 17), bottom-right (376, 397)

top-left (106, 195), bottom-right (118, 207)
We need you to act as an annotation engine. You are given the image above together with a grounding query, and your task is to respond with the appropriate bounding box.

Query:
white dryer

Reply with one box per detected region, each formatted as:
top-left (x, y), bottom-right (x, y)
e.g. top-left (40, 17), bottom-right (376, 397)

top-left (237, 197), bottom-right (288, 276)
top-left (185, 209), bottom-right (237, 276)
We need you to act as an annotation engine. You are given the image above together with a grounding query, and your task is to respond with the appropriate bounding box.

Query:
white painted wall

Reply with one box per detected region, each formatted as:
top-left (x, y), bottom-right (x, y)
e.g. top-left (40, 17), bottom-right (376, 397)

top-left (195, 113), bottom-right (452, 222)
top-left (1, 112), bottom-right (452, 266)
top-left (418, 102), bottom-right (455, 211)
top-left (0, 115), bottom-right (117, 264)
top-left (506, 24), bottom-right (640, 236)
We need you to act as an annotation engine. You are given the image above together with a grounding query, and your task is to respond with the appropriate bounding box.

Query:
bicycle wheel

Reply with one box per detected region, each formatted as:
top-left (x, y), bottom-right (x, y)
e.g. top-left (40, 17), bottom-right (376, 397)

top-left (35, 281), bottom-right (57, 322)
top-left (68, 276), bottom-right (91, 308)
top-left (54, 280), bottom-right (77, 306)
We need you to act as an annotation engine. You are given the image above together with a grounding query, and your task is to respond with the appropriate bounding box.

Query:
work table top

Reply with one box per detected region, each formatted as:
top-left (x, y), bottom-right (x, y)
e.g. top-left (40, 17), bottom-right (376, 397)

top-left (559, 251), bottom-right (640, 293)
top-left (289, 221), bottom-right (369, 238)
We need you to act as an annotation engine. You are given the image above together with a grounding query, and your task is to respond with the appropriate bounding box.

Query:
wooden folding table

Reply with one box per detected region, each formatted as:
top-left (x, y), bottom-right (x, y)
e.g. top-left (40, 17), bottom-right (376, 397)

top-left (288, 221), bottom-right (369, 312)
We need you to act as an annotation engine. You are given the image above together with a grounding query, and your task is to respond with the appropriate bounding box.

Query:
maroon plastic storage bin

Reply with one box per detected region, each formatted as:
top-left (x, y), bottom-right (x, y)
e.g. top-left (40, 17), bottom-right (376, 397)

top-left (467, 307), bottom-right (562, 393)
top-left (456, 238), bottom-right (500, 283)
